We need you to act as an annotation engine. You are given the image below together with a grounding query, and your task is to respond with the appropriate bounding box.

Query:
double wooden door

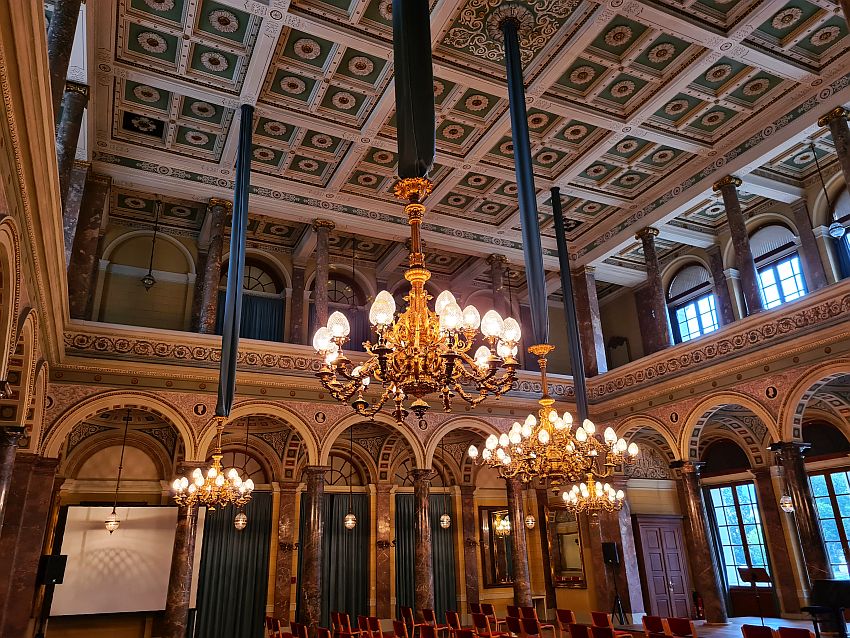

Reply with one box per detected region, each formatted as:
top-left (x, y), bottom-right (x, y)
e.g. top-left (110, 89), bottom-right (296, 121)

top-left (634, 516), bottom-right (693, 618)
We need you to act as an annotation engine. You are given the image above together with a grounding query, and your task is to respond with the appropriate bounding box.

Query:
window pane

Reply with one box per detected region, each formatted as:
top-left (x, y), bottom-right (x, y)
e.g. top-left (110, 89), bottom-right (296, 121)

top-left (811, 470), bottom-right (850, 580)
top-left (811, 475), bottom-right (829, 497)
top-left (832, 472), bottom-right (850, 494)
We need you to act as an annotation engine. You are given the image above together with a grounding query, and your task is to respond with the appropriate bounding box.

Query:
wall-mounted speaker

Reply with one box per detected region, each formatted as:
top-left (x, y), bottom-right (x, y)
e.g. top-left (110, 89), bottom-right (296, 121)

top-left (602, 542), bottom-right (620, 566)
top-left (38, 555), bottom-right (67, 585)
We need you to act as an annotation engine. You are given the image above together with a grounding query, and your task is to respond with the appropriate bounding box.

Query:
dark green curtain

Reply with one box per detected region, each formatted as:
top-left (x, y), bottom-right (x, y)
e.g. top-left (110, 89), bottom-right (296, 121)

top-left (195, 492), bottom-right (272, 638)
top-left (307, 305), bottom-right (368, 352)
top-left (215, 291), bottom-right (284, 341)
top-left (834, 236), bottom-right (850, 279)
top-left (296, 493), bottom-right (369, 627)
top-left (394, 494), bottom-right (457, 622)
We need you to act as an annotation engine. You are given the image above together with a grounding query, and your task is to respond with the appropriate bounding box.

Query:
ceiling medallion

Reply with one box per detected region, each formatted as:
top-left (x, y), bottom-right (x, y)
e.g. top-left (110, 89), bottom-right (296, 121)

top-left (184, 130), bottom-right (209, 146)
top-left (312, 177), bottom-right (521, 425)
top-left (293, 38), bottom-right (321, 60)
top-left (378, 0), bottom-right (393, 22)
top-left (647, 43), bottom-right (675, 64)
top-left (200, 52), bottom-right (229, 72)
top-left (772, 7), bottom-right (802, 29)
top-left (701, 111), bottom-right (726, 127)
top-left (570, 65), bottom-right (596, 85)
top-left (144, 0), bottom-right (175, 11)
top-left (130, 116), bottom-right (157, 132)
top-left (465, 94), bottom-right (490, 112)
top-left (138, 32), bottom-right (167, 54)
top-left (348, 56), bottom-right (374, 76)
top-left (528, 112), bottom-right (550, 129)
top-left (705, 64), bottom-right (732, 83)
top-left (610, 80), bottom-right (635, 99)
top-left (280, 76), bottom-right (307, 95)
top-left (253, 147), bottom-right (275, 161)
top-left (298, 159), bottom-right (320, 172)
top-left (263, 121), bottom-right (287, 136)
top-left (651, 149), bottom-right (674, 164)
top-left (433, 80), bottom-right (446, 96)
top-left (357, 174), bottom-right (379, 186)
top-left (810, 26), bottom-right (840, 47)
top-left (209, 10), bottom-right (239, 34)
top-left (742, 79), bottom-right (769, 96)
top-left (616, 139), bottom-right (639, 153)
top-left (372, 150), bottom-right (393, 164)
top-left (664, 99), bottom-right (689, 116)
top-left (332, 91), bottom-right (356, 110)
top-left (442, 124), bottom-right (466, 140)
top-left (604, 25), bottom-right (633, 48)
top-left (133, 85), bottom-right (161, 103)
top-left (191, 101), bottom-right (216, 118)
top-left (562, 124), bottom-right (588, 140)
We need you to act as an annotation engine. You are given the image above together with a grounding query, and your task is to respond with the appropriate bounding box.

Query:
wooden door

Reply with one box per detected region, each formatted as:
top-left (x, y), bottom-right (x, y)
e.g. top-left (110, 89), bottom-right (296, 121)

top-left (634, 516), bottom-right (693, 618)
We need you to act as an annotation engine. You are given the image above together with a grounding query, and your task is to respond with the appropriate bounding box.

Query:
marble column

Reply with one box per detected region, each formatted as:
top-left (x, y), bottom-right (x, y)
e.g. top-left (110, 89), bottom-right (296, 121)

top-left (301, 467), bottom-right (327, 632)
top-left (289, 265), bottom-right (306, 345)
top-left (0, 455), bottom-right (59, 638)
top-left (571, 266), bottom-right (608, 375)
top-left (705, 245), bottom-right (736, 326)
top-left (751, 468), bottom-right (801, 614)
top-left (56, 82), bottom-right (89, 213)
top-left (274, 484), bottom-right (299, 621)
top-left (790, 200), bottom-right (828, 291)
top-left (46, 0), bottom-right (83, 126)
top-left (635, 227), bottom-right (671, 353)
top-left (488, 254), bottom-right (509, 316)
top-left (375, 483), bottom-right (393, 618)
top-left (190, 251), bottom-right (208, 332)
top-left (774, 442), bottom-right (830, 583)
top-left (713, 176), bottom-right (763, 315)
top-left (313, 220), bottom-right (335, 327)
top-left (505, 477), bottom-right (532, 608)
top-left (582, 513), bottom-right (614, 611)
top-left (162, 505), bottom-right (199, 638)
top-left (63, 161), bottom-right (88, 266)
top-left (460, 486), bottom-right (480, 611)
top-left (674, 461), bottom-right (727, 623)
top-left (198, 199), bottom-right (230, 334)
top-left (535, 489), bottom-right (556, 612)
top-left (411, 470), bottom-right (434, 619)
top-left (0, 427), bottom-right (23, 533)
top-left (67, 171), bottom-right (110, 319)
top-left (819, 107), bottom-right (850, 190)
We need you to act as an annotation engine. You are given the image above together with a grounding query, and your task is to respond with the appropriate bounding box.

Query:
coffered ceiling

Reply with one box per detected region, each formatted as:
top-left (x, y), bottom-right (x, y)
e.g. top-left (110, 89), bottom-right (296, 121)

top-left (86, 0), bottom-right (850, 288)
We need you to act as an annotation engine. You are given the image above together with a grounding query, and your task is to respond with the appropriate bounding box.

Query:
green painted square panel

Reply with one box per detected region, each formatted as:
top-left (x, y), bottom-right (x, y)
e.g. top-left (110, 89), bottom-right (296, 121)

top-left (533, 148), bottom-right (567, 168)
top-left (121, 112), bottom-right (167, 140)
top-left (637, 146), bottom-right (684, 167)
top-left (527, 109), bottom-right (560, 136)
top-left (494, 182), bottom-right (518, 198)
top-left (472, 201), bottom-right (509, 217)
top-left (598, 73), bottom-right (648, 104)
top-left (196, 0), bottom-right (252, 44)
top-left (757, 1), bottom-right (821, 39)
top-left (300, 130), bottom-right (344, 154)
top-left (319, 87), bottom-right (367, 115)
top-left (575, 200), bottom-right (608, 217)
top-left (489, 136), bottom-right (515, 158)
top-left (336, 47), bottom-right (387, 85)
top-left (439, 192), bottom-right (474, 209)
top-left (796, 17), bottom-right (847, 53)
top-left (127, 23), bottom-right (180, 63)
top-left (556, 58), bottom-right (608, 92)
top-left (634, 34), bottom-right (692, 71)
top-left (180, 97), bottom-right (225, 124)
top-left (608, 137), bottom-right (652, 158)
top-left (288, 155), bottom-right (329, 176)
top-left (781, 145), bottom-right (829, 169)
top-left (282, 30), bottom-right (335, 68)
top-left (189, 44), bottom-right (239, 79)
top-left (655, 93), bottom-right (703, 121)
top-left (348, 170), bottom-right (386, 189)
top-left (251, 145), bottom-right (285, 166)
top-left (175, 126), bottom-right (218, 152)
top-left (269, 70), bottom-right (318, 102)
top-left (692, 57), bottom-right (749, 90)
top-left (129, 0), bottom-right (186, 24)
top-left (591, 17), bottom-right (648, 56)
top-left (437, 120), bottom-right (475, 145)
top-left (124, 81), bottom-right (171, 111)
top-left (254, 117), bottom-right (296, 143)
top-left (452, 88), bottom-right (501, 118)
top-left (613, 171), bottom-right (650, 189)
top-left (433, 77), bottom-right (457, 106)
top-left (554, 120), bottom-right (598, 144)
top-left (691, 106), bottom-right (738, 131)
top-left (459, 173), bottom-right (497, 191)
top-left (728, 73), bottom-right (783, 103)
top-left (362, 0), bottom-right (393, 26)
top-left (580, 162), bottom-right (618, 181)
top-left (362, 147), bottom-right (396, 167)
top-left (118, 193), bottom-right (157, 214)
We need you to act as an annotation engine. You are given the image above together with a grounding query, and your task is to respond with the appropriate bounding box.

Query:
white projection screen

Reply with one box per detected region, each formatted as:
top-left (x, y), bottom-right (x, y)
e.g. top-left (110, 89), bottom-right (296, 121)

top-left (51, 506), bottom-right (205, 616)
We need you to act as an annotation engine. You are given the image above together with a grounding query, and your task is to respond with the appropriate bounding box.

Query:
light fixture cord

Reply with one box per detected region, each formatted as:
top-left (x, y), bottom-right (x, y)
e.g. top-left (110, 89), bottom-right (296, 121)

top-left (812, 142), bottom-right (833, 211)
top-left (146, 199), bottom-right (161, 279)
top-left (112, 409), bottom-right (131, 514)
top-left (348, 425), bottom-right (354, 514)
top-left (441, 438), bottom-right (448, 519)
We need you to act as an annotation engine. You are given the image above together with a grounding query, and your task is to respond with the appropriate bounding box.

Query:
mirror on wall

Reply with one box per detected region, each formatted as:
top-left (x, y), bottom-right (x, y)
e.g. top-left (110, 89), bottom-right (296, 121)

top-left (547, 507), bottom-right (586, 588)
top-left (479, 506), bottom-right (514, 586)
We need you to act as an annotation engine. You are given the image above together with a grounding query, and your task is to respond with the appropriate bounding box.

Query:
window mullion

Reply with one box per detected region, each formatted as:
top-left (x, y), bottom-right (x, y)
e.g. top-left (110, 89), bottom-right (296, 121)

top-left (826, 472), bottom-right (850, 570)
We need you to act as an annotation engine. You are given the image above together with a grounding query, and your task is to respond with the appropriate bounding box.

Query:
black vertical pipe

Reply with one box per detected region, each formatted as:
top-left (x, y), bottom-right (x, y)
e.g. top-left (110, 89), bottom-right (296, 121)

top-left (502, 19), bottom-right (548, 347)
top-left (216, 104), bottom-right (253, 418)
top-left (551, 187), bottom-right (588, 423)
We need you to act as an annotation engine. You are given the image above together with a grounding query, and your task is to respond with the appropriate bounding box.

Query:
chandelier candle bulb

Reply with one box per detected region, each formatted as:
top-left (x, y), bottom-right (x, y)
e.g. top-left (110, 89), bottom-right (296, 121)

top-left (435, 290), bottom-right (456, 316)
top-left (480, 310), bottom-right (504, 338)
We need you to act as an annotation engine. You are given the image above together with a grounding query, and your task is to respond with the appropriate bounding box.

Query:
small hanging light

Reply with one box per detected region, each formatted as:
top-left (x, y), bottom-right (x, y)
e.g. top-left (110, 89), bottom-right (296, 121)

top-left (525, 514), bottom-right (536, 529)
top-left (440, 438), bottom-right (451, 529)
top-left (779, 495), bottom-right (794, 513)
top-left (141, 199), bottom-right (162, 291)
top-left (234, 417), bottom-right (252, 530)
top-left (344, 423), bottom-right (357, 530)
top-left (105, 409), bottom-right (131, 533)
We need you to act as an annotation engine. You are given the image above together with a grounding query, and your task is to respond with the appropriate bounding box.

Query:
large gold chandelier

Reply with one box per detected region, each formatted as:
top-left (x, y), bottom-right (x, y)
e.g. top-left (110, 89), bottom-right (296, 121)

top-left (563, 473), bottom-right (625, 514)
top-left (312, 178), bottom-right (521, 424)
top-left (172, 419), bottom-right (254, 511)
top-left (468, 345), bottom-right (638, 494)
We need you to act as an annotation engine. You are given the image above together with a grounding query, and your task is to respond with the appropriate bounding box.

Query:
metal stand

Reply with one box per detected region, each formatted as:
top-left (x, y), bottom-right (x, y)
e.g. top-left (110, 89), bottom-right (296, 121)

top-left (610, 564), bottom-right (627, 626)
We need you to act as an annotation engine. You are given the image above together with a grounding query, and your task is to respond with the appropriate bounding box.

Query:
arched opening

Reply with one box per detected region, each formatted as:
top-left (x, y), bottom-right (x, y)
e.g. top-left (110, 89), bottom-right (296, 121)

top-left (308, 273), bottom-right (369, 352)
top-left (217, 258), bottom-right (286, 342)
top-left (831, 188), bottom-right (850, 279)
top-left (750, 223), bottom-right (807, 309)
top-left (701, 438), bottom-right (752, 476)
top-left (666, 262), bottom-right (718, 343)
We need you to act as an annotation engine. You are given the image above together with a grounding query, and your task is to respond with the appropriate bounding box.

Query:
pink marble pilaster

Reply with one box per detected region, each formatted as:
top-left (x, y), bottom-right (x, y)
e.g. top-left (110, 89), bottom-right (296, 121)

top-left (162, 505), bottom-right (199, 638)
top-left (275, 484), bottom-right (300, 621)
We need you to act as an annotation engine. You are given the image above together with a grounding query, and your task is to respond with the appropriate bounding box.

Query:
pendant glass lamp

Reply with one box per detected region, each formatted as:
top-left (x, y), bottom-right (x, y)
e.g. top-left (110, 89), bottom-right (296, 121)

top-left (105, 409), bottom-right (131, 533)
top-left (344, 424), bottom-right (357, 530)
top-left (141, 200), bottom-right (161, 291)
top-left (234, 418), bottom-right (252, 530)
top-left (439, 438), bottom-right (451, 528)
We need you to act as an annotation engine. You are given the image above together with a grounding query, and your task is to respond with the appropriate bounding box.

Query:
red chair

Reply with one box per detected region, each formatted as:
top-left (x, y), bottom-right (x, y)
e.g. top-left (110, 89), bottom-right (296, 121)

top-left (446, 611), bottom-right (466, 637)
top-left (521, 608), bottom-right (555, 635)
top-left (776, 630), bottom-right (814, 638)
top-left (664, 619), bottom-right (696, 638)
top-left (402, 607), bottom-right (428, 637)
top-left (742, 626), bottom-right (777, 638)
top-left (482, 604), bottom-right (507, 632)
top-left (335, 613), bottom-right (363, 638)
top-left (422, 627), bottom-right (439, 638)
top-left (319, 629), bottom-right (333, 638)
top-left (471, 604), bottom-right (482, 615)
top-left (506, 616), bottom-right (525, 637)
top-left (569, 625), bottom-right (592, 638)
top-left (555, 611), bottom-right (576, 638)
top-left (370, 617), bottom-right (395, 638)
top-left (457, 631), bottom-right (475, 638)
top-left (641, 617), bottom-right (667, 638)
top-left (473, 613), bottom-right (509, 638)
top-left (590, 614), bottom-right (630, 638)
top-left (522, 619), bottom-right (545, 638)
top-left (424, 609), bottom-right (450, 636)
top-left (395, 620), bottom-right (411, 638)
top-left (508, 607), bottom-right (521, 619)
top-left (267, 617), bottom-right (279, 638)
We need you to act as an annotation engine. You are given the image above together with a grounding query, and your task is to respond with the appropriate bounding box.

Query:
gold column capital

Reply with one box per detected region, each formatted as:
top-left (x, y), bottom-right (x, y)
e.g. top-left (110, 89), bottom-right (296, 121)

top-left (207, 197), bottom-right (232, 212)
top-left (817, 106), bottom-right (848, 127)
top-left (635, 226), bottom-right (660, 241)
top-left (712, 175), bottom-right (742, 191)
top-left (64, 81), bottom-right (89, 98)
top-left (487, 253), bottom-right (508, 266)
top-left (312, 218), bottom-right (335, 231)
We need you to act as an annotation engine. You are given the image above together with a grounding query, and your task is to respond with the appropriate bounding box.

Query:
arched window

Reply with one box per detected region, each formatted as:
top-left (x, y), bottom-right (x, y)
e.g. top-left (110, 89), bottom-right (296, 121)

top-left (219, 450), bottom-right (268, 484)
top-left (309, 274), bottom-right (369, 352)
top-left (326, 452), bottom-right (365, 486)
top-left (831, 189), bottom-right (850, 279)
top-left (750, 224), bottom-right (807, 309)
top-left (216, 259), bottom-right (285, 342)
top-left (666, 263), bottom-right (718, 343)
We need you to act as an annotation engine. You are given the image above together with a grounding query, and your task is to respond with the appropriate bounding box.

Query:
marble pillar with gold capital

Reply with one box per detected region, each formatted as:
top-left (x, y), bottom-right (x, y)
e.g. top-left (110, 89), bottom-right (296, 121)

top-left (162, 504), bottom-right (199, 638)
top-left (313, 220), bottom-right (335, 327)
top-left (300, 467), bottom-right (328, 632)
top-left (635, 227), bottom-right (671, 353)
top-left (488, 254), bottom-right (509, 317)
top-left (505, 477), bottom-right (533, 608)
top-left (819, 107), bottom-right (850, 191)
top-left (411, 469), bottom-right (435, 620)
top-left (198, 199), bottom-right (230, 334)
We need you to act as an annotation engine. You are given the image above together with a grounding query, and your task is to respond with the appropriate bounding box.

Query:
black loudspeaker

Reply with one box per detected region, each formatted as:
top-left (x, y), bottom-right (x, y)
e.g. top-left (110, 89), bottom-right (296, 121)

top-left (602, 542), bottom-right (620, 566)
top-left (38, 555), bottom-right (67, 585)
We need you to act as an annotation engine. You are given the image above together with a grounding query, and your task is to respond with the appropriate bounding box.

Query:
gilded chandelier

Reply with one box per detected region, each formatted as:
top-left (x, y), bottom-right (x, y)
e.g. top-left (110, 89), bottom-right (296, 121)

top-left (563, 473), bottom-right (625, 514)
top-left (172, 419), bottom-right (255, 511)
top-left (312, 178), bottom-right (521, 424)
top-left (468, 345), bottom-right (639, 495)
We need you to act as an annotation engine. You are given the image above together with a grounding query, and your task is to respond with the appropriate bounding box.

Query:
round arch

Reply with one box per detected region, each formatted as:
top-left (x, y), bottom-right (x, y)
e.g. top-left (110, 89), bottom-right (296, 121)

top-left (195, 400), bottom-right (319, 466)
top-left (779, 360), bottom-right (850, 442)
top-left (616, 414), bottom-right (681, 461)
top-left (462, 289), bottom-right (495, 309)
top-left (320, 412), bottom-right (425, 468)
top-left (325, 443), bottom-right (379, 485)
top-left (423, 416), bottom-right (502, 468)
top-left (680, 392), bottom-right (779, 460)
top-left (101, 230), bottom-right (196, 275)
top-left (721, 214), bottom-right (798, 268)
top-left (305, 263), bottom-right (377, 302)
top-left (809, 169), bottom-right (846, 228)
top-left (62, 430), bottom-right (173, 480)
top-left (42, 391), bottom-right (197, 460)
top-left (0, 216), bottom-right (21, 381)
top-left (660, 255), bottom-right (713, 294)
top-left (13, 308), bottom-right (39, 424)
top-left (222, 249), bottom-right (292, 291)
top-left (218, 431), bottom-right (280, 484)
top-left (24, 359), bottom-right (49, 452)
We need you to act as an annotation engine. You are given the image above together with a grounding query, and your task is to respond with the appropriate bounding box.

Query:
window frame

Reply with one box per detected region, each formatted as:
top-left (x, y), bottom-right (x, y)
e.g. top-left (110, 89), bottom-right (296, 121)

top-left (670, 292), bottom-right (720, 344)
top-left (808, 468), bottom-right (850, 580)
top-left (755, 249), bottom-right (807, 309)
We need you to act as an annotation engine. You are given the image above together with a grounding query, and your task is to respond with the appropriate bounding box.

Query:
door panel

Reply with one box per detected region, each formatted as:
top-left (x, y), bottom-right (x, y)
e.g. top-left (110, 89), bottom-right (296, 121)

top-left (635, 516), bottom-right (694, 619)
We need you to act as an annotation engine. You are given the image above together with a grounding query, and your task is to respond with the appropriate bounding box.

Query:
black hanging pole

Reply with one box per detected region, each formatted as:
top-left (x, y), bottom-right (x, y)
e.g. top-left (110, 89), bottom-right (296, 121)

top-left (551, 187), bottom-right (589, 423)
top-left (216, 104), bottom-right (254, 418)
top-left (502, 17), bottom-right (548, 347)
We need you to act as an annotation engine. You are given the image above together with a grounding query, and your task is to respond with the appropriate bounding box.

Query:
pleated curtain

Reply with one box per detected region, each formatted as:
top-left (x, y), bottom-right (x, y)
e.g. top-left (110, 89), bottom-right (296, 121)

top-left (296, 493), bottom-right (370, 627)
top-left (195, 492), bottom-right (272, 638)
top-left (215, 291), bottom-right (284, 341)
top-left (394, 494), bottom-right (457, 622)
top-left (307, 305), bottom-right (368, 352)
top-left (833, 236), bottom-right (850, 279)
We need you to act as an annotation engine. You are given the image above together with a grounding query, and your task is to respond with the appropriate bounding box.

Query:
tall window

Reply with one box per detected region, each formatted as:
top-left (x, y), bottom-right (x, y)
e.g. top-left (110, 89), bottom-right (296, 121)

top-left (216, 260), bottom-right (285, 341)
top-left (750, 224), bottom-right (807, 310)
top-left (809, 469), bottom-right (850, 579)
top-left (667, 264), bottom-right (718, 343)
top-left (708, 483), bottom-right (771, 587)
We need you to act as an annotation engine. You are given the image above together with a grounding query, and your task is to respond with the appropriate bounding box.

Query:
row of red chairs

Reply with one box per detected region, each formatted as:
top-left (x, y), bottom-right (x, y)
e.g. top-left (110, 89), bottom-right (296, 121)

top-left (741, 627), bottom-right (814, 638)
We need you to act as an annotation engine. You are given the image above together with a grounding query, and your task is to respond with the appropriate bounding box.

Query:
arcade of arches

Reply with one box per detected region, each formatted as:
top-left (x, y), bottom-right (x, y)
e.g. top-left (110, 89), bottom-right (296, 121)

top-left (2, 1), bottom-right (850, 638)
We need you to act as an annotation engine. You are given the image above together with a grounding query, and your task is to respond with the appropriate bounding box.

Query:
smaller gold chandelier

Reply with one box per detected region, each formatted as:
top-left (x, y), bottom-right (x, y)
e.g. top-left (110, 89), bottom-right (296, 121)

top-left (494, 514), bottom-right (511, 537)
top-left (172, 418), bottom-right (254, 511)
top-left (563, 472), bottom-right (625, 514)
